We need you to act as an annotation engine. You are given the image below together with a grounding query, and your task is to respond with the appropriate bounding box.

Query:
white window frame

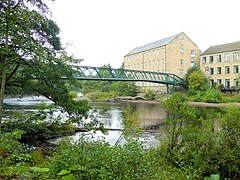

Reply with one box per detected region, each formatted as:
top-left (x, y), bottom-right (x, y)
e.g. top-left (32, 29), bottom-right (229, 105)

top-left (225, 53), bottom-right (230, 61)
top-left (234, 51), bottom-right (239, 61)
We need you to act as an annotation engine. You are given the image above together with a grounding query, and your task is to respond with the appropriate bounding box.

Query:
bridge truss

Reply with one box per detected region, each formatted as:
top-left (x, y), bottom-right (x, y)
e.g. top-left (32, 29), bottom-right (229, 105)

top-left (73, 66), bottom-right (187, 92)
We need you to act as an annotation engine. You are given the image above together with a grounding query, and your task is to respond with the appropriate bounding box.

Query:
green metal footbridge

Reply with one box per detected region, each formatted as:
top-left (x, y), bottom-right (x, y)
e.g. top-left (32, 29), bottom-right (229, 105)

top-left (72, 66), bottom-right (187, 92)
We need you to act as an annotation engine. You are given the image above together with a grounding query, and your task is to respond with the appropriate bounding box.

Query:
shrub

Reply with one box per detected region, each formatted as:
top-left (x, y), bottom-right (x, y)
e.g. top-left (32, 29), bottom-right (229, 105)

top-left (188, 70), bottom-right (209, 91)
top-left (202, 89), bottom-right (223, 103)
top-left (85, 91), bottom-right (115, 101)
top-left (144, 89), bottom-right (156, 100)
top-left (69, 91), bottom-right (78, 98)
top-left (48, 140), bottom-right (160, 179)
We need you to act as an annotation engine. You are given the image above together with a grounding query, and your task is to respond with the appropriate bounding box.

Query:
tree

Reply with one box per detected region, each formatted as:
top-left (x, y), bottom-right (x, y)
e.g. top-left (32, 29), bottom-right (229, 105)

top-left (188, 70), bottom-right (209, 91)
top-left (0, 0), bottom-right (89, 127)
top-left (184, 66), bottom-right (199, 85)
top-left (111, 81), bottom-right (138, 97)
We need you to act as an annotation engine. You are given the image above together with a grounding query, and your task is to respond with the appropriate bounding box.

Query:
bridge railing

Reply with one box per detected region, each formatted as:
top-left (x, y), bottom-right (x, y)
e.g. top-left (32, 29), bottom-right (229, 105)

top-left (72, 66), bottom-right (187, 87)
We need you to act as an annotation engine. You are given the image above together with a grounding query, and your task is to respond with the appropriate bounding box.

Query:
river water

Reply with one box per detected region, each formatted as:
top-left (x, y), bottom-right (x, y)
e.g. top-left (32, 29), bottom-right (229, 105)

top-left (3, 96), bottom-right (167, 148)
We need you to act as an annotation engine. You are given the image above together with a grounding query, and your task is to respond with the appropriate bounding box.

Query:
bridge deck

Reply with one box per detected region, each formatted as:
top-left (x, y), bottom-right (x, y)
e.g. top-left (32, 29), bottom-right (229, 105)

top-left (72, 66), bottom-right (187, 88)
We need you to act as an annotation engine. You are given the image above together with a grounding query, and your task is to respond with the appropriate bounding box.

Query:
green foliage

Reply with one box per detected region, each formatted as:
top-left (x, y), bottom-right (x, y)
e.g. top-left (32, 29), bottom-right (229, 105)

top-left (202, 89), bottom-right (223, 103)
top-left (111, 81), bottom-right (138, 97)
top-left (185, 66), bottom-right (200, 83)
top-left (1, 103), bottom-right (240, 179)
top-left (0, 0), bottom-right (90, 126)
top-left (217, 106), bottom-right (240, 178)
top-left (85, 91), bottom-right (116, 101)
top-left (0, 130), bottom-right (32, 179)
top-left (187, 88), bottom-right (224, 103)
top-left (222, 93), bottom-right (240, 103)
top-left (48, 140), bottom-right (159, 179)
top-left (122, 106), bottom-right (140, 138)
top-left (1, 105), bottom-right (77, 144)
top-left (162, 94), bottom-right (240, 179)
top-left (144, 89), bottom-right (156, 100)
top-left (82, 81), bottom-right (112, 94)
top-left (188, 70), bottom-right (209, 91)
top-left (204, 174), bottom-right (220, 180)
top-left (69, 91), bottom-right (78, 98)
top-left (82, 80), bottom-right (138, 99)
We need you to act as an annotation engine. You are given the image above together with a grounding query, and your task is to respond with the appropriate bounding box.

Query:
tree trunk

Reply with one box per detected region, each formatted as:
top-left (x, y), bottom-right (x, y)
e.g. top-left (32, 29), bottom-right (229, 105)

top-left (0, 0), bottom-right (10, 130)
top-left (0, 62), bottom-right (7, 128)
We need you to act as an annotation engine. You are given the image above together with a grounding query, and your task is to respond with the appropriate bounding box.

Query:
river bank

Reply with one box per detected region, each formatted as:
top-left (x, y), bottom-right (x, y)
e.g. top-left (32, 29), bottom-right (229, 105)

top-left (188, 101), bottom-right (240, 107)
top-left (76, 95), bottom-right (240, 107)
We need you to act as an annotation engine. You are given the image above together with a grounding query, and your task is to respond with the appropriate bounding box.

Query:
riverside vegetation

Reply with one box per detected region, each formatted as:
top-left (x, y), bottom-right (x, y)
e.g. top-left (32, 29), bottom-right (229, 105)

top-left (1, 93), bottom-right (240, 179)
top-left (1, 0), bottom-right (240, 179)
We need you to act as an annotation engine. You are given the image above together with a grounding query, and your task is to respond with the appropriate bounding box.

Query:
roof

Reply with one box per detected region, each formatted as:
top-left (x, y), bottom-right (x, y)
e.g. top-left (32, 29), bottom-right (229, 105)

top-left (202, 41), bottom-right (240, 55)
top-left (126, 33), bottom-right (179, 55)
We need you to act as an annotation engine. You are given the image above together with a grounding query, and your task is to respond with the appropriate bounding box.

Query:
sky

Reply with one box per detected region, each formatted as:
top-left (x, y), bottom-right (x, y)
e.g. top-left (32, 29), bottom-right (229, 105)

top-left (48, 0), bottom-right (240, 68)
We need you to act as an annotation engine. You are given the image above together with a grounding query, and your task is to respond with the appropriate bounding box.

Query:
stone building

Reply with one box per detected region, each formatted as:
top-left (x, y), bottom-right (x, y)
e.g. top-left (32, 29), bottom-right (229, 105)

top-left (200, 41), bottom-right (240, 89)
top-left (123, 32), bottom-right (201, 89)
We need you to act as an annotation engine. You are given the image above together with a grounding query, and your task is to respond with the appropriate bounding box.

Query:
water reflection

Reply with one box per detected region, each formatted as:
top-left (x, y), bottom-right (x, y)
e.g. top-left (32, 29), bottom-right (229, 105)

top-left (3, 97), bottom-right (165, 148)
top-left (3, 96), bottom-right (222, 148)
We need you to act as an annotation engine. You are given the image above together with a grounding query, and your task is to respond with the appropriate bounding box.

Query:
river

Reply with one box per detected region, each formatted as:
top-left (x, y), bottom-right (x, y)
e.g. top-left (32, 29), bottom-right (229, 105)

top-left (3, 96), bottom-right (167, 148)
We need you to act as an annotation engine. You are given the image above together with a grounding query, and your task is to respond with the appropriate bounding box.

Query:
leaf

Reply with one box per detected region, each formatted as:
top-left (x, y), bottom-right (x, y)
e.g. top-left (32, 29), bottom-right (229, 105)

top-left (62, 173), bottom-right (76, 180)
top-left (57, 169), bottom-right (71, 176)
top-left (30, 167), bottom-right (49, 173)
top-left (204, 174), bottom-right (220, 180)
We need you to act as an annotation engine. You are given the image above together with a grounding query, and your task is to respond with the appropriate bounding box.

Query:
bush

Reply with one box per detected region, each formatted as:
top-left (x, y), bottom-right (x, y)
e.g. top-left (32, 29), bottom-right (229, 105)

top-left (222, 94), bottom-right (240, 103)
top-left (69, 91), bottom-right (78, 98)
top-left (202, 89), bottom-right (223, 103)
top-left (111, 82), bottom-right (138, 97)
top-left (162, 94), bottom-right (240, 179)
top-left (188, 70), bottom-right (209, 91)
top-left (48, 140), bottom-right (160, 179)
top-left (85, 91), bottom-right (116, 101)
top-left (144, 89), bottom-right (156, 100)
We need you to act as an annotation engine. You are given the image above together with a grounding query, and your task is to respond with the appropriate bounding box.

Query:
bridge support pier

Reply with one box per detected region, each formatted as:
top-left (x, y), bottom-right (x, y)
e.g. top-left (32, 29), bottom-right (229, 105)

top-left (166, 84), bottom-right (169, 94)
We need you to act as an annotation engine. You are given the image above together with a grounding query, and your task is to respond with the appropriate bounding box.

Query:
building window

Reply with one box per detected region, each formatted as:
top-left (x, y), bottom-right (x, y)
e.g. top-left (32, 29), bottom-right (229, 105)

top-left (156, 60), bottom-right (159, 66)
top-left (156, 49), bottom-right (160, 56)
top-left (180, 38), bottom-right (184, 45)
top-left (234, 52), bottom-right (239, 61)
top-left (162, 59), bottom-right (164, 64)
top-left (225, 79), bottom-right (230, 89)
top-left (180, 49), bottom-right (184, 56)
top-left (210, 79), bottom-right (214, 86)
top-left (161, 48), bottom-right (165, 55)
top-left (152, 50), bottom-right (155, 57)
top-left (202, 57), bottom-right (206, 64)
top-left (180, 69), bottom-right (184, 74)
top-left (234, 79), bottom-right (239, 87)
top-left (217, 67), bottom-right (221, 74)
top-left (152, 60), bottom-right (155, 67)
top-left (225, 66), bottom-right (230, 74)
top-left (217, 54), bottom-right (221, 63)
top-left (191, 61), bottom-right (196, 67)
top-left (233, 65), bottom-right (239, 74)
top-left (148, 61), bottom-right (151, 67)
top-left (191, 50), bottom-right (195, 57)
top-left (180, 59), bottom-right (184, 66)
top-left (210, 67), bottom-right (214, 75)
top-left (225, 53), bottom-right (230, 61)
top-left (217, 79), bottom-right (222, 85)
top-left (145, 62), bottom-right (147, 68)
top-left (209, 56), bottom-right (214, 63)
